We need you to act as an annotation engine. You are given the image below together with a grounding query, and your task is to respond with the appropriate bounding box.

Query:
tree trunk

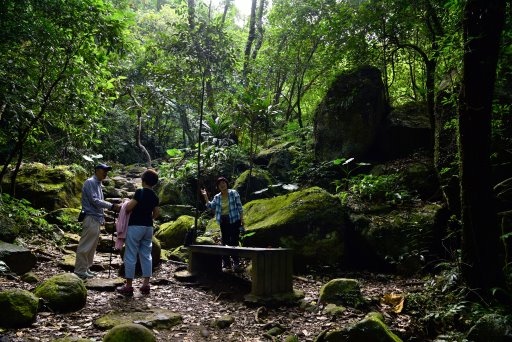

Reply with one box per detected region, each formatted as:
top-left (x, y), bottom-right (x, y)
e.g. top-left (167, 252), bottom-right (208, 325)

top-left (250, 0), bottom-right (266, 61)
top-left (221, 0), bottom-right (232, 26)
top-left (458, 0), bottom-right (505, 292)
top-left (242, 0), bottom-right (257, 82)
top-left (187, 0), bottom-right (195, 30)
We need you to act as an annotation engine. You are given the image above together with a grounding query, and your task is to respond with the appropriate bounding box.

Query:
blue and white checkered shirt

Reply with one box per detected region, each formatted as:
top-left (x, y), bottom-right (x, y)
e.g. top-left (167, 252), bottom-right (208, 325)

top-left (206, 189), bottom-right (243, 224)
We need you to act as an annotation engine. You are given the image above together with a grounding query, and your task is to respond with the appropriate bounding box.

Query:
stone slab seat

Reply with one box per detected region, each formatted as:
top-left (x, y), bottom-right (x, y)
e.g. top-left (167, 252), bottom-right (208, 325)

top-left (186, 245), bottom-right (293, 297)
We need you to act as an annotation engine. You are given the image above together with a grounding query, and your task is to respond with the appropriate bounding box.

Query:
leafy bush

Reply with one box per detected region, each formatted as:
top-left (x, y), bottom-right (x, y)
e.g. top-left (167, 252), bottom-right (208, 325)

top-left (348, 174), bottom-right (410, 203)
top-left (0, 193), bottom-right (54, 239)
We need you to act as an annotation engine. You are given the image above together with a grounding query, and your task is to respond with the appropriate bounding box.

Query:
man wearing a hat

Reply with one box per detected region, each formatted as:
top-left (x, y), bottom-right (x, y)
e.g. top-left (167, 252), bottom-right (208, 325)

top-left (74, 163), bottom-right (120, 279)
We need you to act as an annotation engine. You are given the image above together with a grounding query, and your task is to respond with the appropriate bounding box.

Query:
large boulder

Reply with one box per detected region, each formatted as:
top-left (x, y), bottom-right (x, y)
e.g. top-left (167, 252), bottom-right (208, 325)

top-left (253, 142), bottom-right (297, 182)
top-left (0, 212), bottom-right (20, 243)
top-left (379, 102), bottom-right (432, 159)
top-left (346, 202), bottom-right (446, 273)
top-left (33, 273), bottom-right (87, 313)
top-left (242, 187), bottom-right (346, 268)
top-left (0, 289), bottom-right (39, 328)
top-left (1, 163), bottom-right (87, 211)
top-left (313, 66), bottom-right (388, 161)
top-left (233, 168), bottom-right (275, 202)
top-left (0, 241), bottom-right (37, 275)
top-left (155, 215), bottom-right (195, 249)
top-left (157, 179), bottom-right (195, 206)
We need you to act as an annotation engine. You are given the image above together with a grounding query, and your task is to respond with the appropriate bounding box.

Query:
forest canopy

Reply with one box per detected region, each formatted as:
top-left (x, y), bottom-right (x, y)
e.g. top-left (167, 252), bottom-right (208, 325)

top-left (0, 0), bottom-right (510, 170)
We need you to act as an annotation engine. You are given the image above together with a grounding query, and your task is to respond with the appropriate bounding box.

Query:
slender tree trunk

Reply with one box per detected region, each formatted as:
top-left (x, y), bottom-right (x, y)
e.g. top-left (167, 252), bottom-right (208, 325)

top-left (136, 109), bottom-right (152, 168)
top-left (250, 0), bottom-right (266, 60)
top-left (425, 58), bottom-right (436, 150)
top-left (458, 0), bottom-right (505, 292)
top-left (221, 0), bottom-right (232, 26)
top-left (178, 105), bottom-right (194, 146)
top-left (242, 0), bottom-right (257, 82)
top-left (128, 89), bottom-right (151, 167)
top-left (0, 102), bottom-right (5, 121)
top-left (187, 0), bottom-right (195, 30)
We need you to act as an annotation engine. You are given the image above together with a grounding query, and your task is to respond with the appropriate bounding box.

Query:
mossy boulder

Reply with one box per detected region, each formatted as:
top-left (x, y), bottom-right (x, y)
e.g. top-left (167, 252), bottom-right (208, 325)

top-left (466, 313), bottom-right (512, 341)
top-left (95, 309), bottom-right (182, 330)
top-left (242, 187), bottom-right (346, 267)
top-left (318, 278), bottom-right (365, 308)
top-left (346, 202), bottom-right (445, 272)
top-left (168, 246), bottom-right (189, 262)
top-left (233, 168), bottom-right (275, 201)
top-left (0, 289), bottom-right (39, 328)
top-left (155, 215), bottom-right (195, 249)
top-left (157, 179), bottom-right (194, 206)
top-left (102, 323), bottom-right (156, 342)
top-left (313, 66), bottom-right (387, 161)
top-left (317, 312), bottom-right (402, 342)
top-left (45, 207), bottom-right (81, 225)
top-left (158, 204), bottom-right (195, 223)
top-left (0, 163), bottom-right (87, 211)
top-left (33, 273), bottom-right (87, 313)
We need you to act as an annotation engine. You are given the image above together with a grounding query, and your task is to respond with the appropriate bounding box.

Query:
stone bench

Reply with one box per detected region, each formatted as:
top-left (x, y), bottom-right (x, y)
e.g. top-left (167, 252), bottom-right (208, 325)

top-left (186, 244), bottom-right (293, 298)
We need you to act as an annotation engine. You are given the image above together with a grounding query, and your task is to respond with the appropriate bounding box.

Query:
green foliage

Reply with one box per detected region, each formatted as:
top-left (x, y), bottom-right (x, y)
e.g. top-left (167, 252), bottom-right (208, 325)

top-left (201, 116), bottom-right (235, 147)
top-left (406, 262), bottom-right (512, 339)
top-left (166, 149), bottom-right (184, 158)
top-left (0, 194), bottom-right (53, 238)
top-left (333, 157), bottom-right (370, 179)
top-left (348, 174), bottom-right (410, 203)
top-left (0, 0), bottom-right (133, 165)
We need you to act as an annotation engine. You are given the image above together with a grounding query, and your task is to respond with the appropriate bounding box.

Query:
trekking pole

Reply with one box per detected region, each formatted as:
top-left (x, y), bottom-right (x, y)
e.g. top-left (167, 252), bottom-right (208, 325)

top-left (109, 210), bottom-right (117, 278)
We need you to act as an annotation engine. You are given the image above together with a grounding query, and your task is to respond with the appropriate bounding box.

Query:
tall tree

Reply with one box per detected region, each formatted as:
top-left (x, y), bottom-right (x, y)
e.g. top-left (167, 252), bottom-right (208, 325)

top-left (242, 0), bottom-right (258, 81)
top-left (0, 0), bottom-right (129, 190)
top-left (458, 0), bottom-right (506, 292)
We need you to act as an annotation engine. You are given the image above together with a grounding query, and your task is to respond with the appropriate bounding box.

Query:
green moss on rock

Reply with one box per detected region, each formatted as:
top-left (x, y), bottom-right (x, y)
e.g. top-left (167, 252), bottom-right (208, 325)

top-left (1, 163), bottom-right (86, 211)
top-left (319, 278), bottom-right (365, 308)
top-left (33, 273), bottom-right (87, 313)
top-left (155, 215), bottom-right (195, 249)
top-left (0, 289), bottom-right (39, 328)
top-left (242, 187), bottom-right (345, 266)
top-left (102, 323), bottom-right (156, 342)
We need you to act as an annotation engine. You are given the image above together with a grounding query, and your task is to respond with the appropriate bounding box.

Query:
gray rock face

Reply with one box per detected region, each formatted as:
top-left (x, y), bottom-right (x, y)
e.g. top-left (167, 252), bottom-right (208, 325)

top-left (0, 241), bottom-right (37, 274)
top-left (313, 66), bottom-right (388, 161)
top-left (379, 102), bottom-right (432, 159)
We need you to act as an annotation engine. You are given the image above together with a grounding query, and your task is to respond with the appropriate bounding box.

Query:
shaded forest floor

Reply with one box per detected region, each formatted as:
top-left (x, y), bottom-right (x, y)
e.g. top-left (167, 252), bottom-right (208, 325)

top-left (0, 238), bottom-right (435, 341)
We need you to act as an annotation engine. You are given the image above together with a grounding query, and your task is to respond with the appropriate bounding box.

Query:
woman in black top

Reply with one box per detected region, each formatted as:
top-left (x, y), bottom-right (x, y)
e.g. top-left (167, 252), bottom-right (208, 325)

top-left (117, 169), bottom-right (160, 296)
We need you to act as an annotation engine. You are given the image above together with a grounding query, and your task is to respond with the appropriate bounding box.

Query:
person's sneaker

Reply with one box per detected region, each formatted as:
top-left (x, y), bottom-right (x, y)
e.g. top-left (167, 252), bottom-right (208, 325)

top-left (74, 272), bottom-right (93, 280)
top-left (116, 285), bottom-right (134, 297)
top-left (86, 269), bottom-right (97, 276)
top-left (139, 284), bottom-right (150, 295)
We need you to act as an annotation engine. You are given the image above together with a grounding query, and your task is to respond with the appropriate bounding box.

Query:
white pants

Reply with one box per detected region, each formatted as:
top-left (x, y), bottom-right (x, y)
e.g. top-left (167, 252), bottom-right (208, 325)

top-left (74, 215), bottom-right (101, 274)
